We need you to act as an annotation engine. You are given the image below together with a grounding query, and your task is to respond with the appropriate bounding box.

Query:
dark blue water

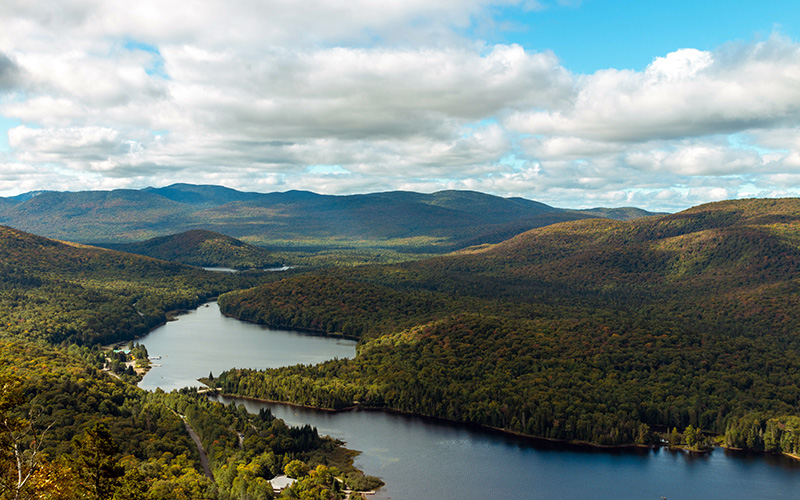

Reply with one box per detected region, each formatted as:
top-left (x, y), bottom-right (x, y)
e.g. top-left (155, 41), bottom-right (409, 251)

top-left (213, 396), bottom-right (800, 500)
top-left (141, 303), bottom-right (800, 499)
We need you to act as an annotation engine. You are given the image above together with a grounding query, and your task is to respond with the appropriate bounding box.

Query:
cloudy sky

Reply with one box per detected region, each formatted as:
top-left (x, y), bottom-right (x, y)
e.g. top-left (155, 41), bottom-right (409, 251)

top-left (1, 0), bottom-right (800, 211)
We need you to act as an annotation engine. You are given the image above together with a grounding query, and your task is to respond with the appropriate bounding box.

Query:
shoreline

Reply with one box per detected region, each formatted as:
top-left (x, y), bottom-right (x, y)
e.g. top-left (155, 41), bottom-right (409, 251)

top-left (212, 394), bottom-right (795, 461)
top-left (147, 302), bottom-right (800, 463)
top-left (212, 392), bottom-right (668, 454)
top-left (721, 446), bottom-right (800, 462)
top-left (217, 311), bottom-right (361, 342)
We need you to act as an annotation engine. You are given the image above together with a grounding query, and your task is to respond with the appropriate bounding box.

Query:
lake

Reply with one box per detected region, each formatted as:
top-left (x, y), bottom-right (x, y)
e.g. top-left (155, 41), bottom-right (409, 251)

top-left (140, 303), bottom-right (800, 499)
top-left (137, 302), bottom-right (356, 391)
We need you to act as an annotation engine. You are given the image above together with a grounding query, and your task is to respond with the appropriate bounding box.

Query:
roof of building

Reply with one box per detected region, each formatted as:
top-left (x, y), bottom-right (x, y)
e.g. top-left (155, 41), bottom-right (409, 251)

top-left (269, 475), bottom-right (296, 491)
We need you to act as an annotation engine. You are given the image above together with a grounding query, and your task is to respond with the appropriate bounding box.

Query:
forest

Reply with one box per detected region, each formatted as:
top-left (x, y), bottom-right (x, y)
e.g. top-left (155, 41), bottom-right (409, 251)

top-left (213, 198), bottom-right (800, 452)
top-left (5, 195), bottom-right (800, 499)
top-left (105, 230), bottom-right (284, 271)
top-left (0, 224), bottom-right (378, 499)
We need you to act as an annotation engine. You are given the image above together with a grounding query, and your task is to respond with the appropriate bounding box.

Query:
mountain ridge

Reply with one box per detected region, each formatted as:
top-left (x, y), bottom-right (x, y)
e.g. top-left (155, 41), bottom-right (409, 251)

top-left (0, 184), bottom-right (662, 251)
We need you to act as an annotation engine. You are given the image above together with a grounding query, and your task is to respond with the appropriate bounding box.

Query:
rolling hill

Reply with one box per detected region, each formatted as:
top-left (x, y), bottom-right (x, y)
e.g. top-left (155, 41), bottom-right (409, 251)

top-left (0, 224), bottom-right (265, 345)
top-left (0, 184), bottom-right (661, 252)
top-left (108, 229), bottom-right (283, 269)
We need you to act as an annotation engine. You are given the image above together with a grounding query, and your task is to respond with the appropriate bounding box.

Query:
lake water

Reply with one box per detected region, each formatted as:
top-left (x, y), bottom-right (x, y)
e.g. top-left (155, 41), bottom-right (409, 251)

top-left (212, 396), bottom-right (800, 500)
top-left (202, 266), bottom-right (295, 273)
top-left (141, 303), bottom-right (800, 499)
top-left (137, 302), bottom-right (356, 391)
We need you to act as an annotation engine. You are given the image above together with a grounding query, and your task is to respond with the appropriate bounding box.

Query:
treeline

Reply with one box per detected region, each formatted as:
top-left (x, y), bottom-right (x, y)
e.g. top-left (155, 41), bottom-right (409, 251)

top-left (211, 309), bottom-right (800, 447)
top-left (725, 414), bottom-right (800, 455)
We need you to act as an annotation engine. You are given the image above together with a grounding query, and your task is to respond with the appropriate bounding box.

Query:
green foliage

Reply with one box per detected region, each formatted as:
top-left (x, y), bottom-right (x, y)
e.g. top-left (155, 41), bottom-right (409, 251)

top-left (112, 230), bottom-right (282, 270)
top-left (0, 224), bottom-right (373, 499)
top-left (725, 414), bottom-right (800, 455)
top-left (214, 198), bottom-right (800, 448)
top-left (0, 224), bottom-right (266, 345)
top-left (70, 423), bottom-right (125, 500)
top-left (285, 464), bottom-right (343, 500)
top-left (284, 460), bottom-right (310, 479)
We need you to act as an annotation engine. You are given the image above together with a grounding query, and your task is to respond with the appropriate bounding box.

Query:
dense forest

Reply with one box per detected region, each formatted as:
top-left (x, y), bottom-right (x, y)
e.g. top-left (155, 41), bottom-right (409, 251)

top-left (5, 194), bottom-right (800, 499)
top-left (0, 224), bottom-right (378, 499)
top-left (106, 230), bottom-right (283, 270)
top-left (214, 198), bottom-right (800, 452)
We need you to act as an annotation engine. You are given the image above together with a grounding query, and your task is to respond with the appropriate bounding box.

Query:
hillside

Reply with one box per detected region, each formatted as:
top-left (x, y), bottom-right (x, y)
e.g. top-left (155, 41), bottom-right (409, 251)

top-left (0, 224), bottom-right (268, 345)
top-left (214, 198), bottom-right (800, 450)
top-left (0, 225), bottom-right (372, 499)
top-left (108, 229), bottom-right (283, 269)
top-left (0, 189), bottom-right (192, 243)
top-left (0, 184), bottom-right (660, 253)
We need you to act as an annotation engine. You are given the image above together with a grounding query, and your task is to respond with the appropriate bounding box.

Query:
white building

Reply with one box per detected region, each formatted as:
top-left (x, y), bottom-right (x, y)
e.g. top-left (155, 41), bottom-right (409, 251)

top-left (269, 475), bottom-right (297, 494)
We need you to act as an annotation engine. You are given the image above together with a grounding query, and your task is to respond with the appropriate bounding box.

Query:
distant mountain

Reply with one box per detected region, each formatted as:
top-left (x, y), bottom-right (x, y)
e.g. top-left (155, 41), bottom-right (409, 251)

top-left (6, 190), bottom-right (54, 203)
top-left (109, 229), bottom-right (282, 269)
top-left (141, 183), bottom-right (267, 206)
top-left (0, 184), bottom-right (662, 250)
top-left (0, 189), bottom-right (192, 242)
top-left (577, 206), bottom-right (665, 221)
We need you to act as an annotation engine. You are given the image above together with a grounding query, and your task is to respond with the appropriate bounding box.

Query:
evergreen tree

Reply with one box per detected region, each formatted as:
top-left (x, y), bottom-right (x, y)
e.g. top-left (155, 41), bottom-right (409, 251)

top-left (71, 423), bottom-right (124, 500)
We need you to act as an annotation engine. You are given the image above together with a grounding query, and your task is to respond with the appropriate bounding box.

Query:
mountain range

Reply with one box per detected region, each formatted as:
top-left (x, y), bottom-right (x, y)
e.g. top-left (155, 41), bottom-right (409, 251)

top-left (0, 184), bottom-right (660, 251)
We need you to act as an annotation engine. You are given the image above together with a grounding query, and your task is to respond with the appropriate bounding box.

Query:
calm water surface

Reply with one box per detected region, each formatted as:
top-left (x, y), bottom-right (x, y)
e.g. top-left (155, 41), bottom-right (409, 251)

top-left (137, 302), bottom-right (356, 391)
top-left (141, 303), bottom-right (800, 499)
top-left (213, 396), bottom-right (800, 500)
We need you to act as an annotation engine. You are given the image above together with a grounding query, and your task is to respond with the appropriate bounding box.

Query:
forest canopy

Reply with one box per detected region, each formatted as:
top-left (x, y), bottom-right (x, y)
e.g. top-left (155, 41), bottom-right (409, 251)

top-left (214, 198), bottom-right (800, 449)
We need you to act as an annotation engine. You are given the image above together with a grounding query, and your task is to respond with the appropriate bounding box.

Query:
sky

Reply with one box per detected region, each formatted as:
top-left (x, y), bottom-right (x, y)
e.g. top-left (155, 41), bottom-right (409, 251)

top-left (1, 1), bottom-right (800, 212)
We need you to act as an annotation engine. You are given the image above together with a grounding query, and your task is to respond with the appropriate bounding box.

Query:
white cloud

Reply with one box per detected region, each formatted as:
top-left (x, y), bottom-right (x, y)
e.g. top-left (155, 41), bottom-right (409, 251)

top-left (1, 1), bottom-right (800, 212)
top-left (507, 36), bottom-right (800, 142)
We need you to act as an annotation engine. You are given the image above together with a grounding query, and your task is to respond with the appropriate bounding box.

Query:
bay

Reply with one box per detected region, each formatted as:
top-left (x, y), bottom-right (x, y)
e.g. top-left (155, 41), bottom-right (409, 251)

top-left (140, 303), bottom-right (800, 499)
top-left (137, 302), bottom-right (356, 391)
top-left (213, 395), bottom-right (800, 500)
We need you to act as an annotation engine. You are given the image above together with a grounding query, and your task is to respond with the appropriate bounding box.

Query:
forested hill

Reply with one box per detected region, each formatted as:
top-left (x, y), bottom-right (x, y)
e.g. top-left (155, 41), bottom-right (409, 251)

top-left (0, 224), bottom-right (378, 498)
top-left (0, 184), bottom-right (660, 251)
top-left (0, 224), bottom-right (261, 345)
top-left (106, 229), bottom-right (283, 270)
top-left (214, 198), bottom-right (800, 451)
top-left (421, 197), bottom-right (800, 294)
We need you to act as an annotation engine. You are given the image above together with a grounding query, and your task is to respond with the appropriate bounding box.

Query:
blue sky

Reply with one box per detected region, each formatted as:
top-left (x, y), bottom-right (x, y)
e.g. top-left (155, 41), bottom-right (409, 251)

top-left (495, 1), bottom-right (800, 73)
top-left (2, 0), bottom-right (800, 212)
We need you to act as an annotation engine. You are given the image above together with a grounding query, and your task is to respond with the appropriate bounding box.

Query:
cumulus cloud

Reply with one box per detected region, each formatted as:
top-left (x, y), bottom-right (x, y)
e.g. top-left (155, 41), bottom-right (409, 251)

top-left (507, 36), bottom-right (800, 143)
top-left (0, 53), bottom-right (22, 91)
top-left (1, 1), bottom-right (800, 212)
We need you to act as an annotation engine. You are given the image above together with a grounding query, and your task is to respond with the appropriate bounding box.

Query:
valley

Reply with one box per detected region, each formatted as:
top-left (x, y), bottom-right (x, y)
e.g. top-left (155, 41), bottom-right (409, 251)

top-left (2, 186), bottom-right (800, 499)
